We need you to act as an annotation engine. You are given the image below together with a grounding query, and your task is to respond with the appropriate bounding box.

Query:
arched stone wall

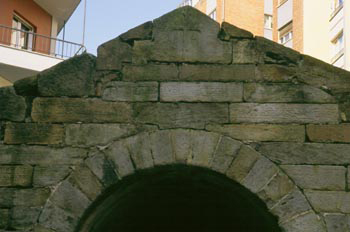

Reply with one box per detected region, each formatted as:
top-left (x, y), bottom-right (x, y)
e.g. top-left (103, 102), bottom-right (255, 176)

top-left (0, 6), bottom-right (350, 232)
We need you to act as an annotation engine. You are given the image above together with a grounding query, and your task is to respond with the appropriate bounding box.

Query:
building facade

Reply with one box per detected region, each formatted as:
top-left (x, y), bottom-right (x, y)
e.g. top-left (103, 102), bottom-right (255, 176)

top-left (181, 0), bottom-right (349, 70)
top-left (0, 0), bottom-right (85, 87)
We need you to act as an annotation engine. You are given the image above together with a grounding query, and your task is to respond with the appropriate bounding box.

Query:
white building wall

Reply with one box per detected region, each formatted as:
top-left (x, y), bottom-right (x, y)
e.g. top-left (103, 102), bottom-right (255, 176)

top-left (277, 0), bottom-right (293, 29)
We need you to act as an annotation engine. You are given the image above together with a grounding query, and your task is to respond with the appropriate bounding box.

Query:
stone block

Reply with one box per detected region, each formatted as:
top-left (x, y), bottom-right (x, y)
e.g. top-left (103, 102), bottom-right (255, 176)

top-left (206, 123), bottom-right (305, 142)
top-left (305, 190), bottom-right (350, 213)
top-left (38, 54), bottom-right (96, 97)
top-left (33, 165), bottom-right (71, 187)
top-left (244, 83), bottom-right (335, 103)
top-left (97, 37), bottom-right (132, 70)
top-left (65, 123), bottom-right (137, 147)
top-left (226, 145), bottom-right (260, 182)
top-left (219, 22), bottom-right (253, 40)
top-left (232, 39), bottom-right (257, 64)
top-left (0, 165), bottom-right (33, 187)
top-left (124, 133), bottom-right (154, 169)
top-left (32, 98), bottom-right (132, 123)
top-left (134, 103), bottom-right (229, 129)
top-left (341, 103), bottom-right (350, 122)
top-left (105, 140), bottom-right (134, 177)
top-left (85, 151), bottom-right (118, 188)
top-left (188, 131), bottom-right (220, 168)
top-left (13, 75), bottom-right (38, 96)
top-left (324, 213), bottom-right (350, 232)
top-left (123, 63), bottom-right (178, 81)
top-left (230, 103), bottom-right (339, 124)
top-left (242, 156), bottom-right (279, 193)
top-left (149, 131), bottom-right (174, 166)
top-left (282, 165), bottom-right (346, 191)
top-left (0, 209), bottom-right (9, 229)
top-left (160, 82), bottom-right (243, 102)
top-left (255, 64), bottom-right (297, 82)
top-left (170, 129), bottom-right (192, 163)
top-left (103, 81), bottom-right (158, 101)
top-left (11, 207), bottom-right (41, 229)
top-left (271, 188), bottom-right (311, 223)
top-left (179, 64), bottom-right (255, 81)
top-left (258, 142), bottom-right (350, 165)
top-left (0, 87), bottom-right (26, 122)
top-left (4, 123), bottom-right (64, 145)
top-left (3, 188), bottom-right (50, 207)
top-left (120, 21), bottom-right (153, 41)
top-left (0, 145), bottom-right (87, 165)
top-left (210, 136), bottom-right (241, 173)
top-left (281, 212), bottom-right (326, 232)
top-left (307, 124), bottom-right (350, 143)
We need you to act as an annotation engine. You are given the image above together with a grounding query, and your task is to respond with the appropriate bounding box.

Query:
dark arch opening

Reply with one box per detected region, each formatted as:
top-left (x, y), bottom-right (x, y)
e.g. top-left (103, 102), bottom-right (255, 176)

top-left (77, 165), bottom-right (282, 232)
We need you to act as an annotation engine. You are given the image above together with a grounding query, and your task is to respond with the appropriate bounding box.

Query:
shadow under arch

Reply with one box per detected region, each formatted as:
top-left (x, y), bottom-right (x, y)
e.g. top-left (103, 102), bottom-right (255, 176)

top-left (76, 165), bottom-right (282, 232)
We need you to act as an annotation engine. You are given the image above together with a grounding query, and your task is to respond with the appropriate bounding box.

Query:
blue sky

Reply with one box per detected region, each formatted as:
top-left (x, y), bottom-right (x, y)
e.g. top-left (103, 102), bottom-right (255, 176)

top-left (58, 0), bottom-right (180, 55)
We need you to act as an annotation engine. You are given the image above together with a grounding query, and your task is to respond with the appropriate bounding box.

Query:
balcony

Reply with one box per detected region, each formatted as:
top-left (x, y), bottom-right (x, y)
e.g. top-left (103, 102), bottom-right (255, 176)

top-left (0, 24), bottom-right (85, 83)
top-left (330, 2), bottom-right (343, 20)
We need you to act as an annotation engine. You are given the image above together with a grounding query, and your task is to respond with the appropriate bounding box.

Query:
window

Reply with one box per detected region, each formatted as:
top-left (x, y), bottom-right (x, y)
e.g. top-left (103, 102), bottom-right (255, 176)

top-left (331, 0), bottom-right (343, 14)
top-left (264, 14), bottom-right (273, 29)
top-left (11, 15), bottom-right (34, 50)
top-left (278, 22), bottom-right (293, 47)
top-left (209, 9), bottom-right (217, 20)
top-left (278, 0), bottom-right (288, 6)
top-left (331, 31), bottom-right (344, 58)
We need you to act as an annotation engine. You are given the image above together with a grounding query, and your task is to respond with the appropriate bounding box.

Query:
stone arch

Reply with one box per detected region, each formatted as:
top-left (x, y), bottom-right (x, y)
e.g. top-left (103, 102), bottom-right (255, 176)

top-left (37, 129), bottom-right (325, 232)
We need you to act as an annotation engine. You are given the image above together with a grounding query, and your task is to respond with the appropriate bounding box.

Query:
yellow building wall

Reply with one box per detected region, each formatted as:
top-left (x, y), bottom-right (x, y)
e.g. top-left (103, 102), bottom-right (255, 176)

top-left (303, 0), bottom-right (331, 63)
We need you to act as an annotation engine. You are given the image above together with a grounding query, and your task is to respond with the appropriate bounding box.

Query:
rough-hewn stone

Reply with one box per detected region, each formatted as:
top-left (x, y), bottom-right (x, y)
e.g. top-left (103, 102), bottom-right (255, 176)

top-left (230, 103), bottom-right (339, 123)
top-left (120, 21), bottom-right (153, 41)
top-left (4, 123), bottom-right (64, 145)
top-left (305, 190), bottom-right (350, 213)
top-left (160, 82), bottom-right (243, 102)
top-left (244, 83), bottom-right (335, 103)
top-left (232, 39), bottom-right (257, 64)
top-left (123, 64), bottom-right (178, 81)
top-left (258, 142), bottom-right (350, 165)
top-left (11, 207), bottom-right (41, 229)
top-left (324, 213), bottom-right (350, 232)
top-left (340, 103), bottom-right (350, 122)
top-left (32, 98), bottom-right (132, 123)
top-left (170, 129), bottom-right (192, 163)
top-left (134, 103), bottom-right (229, 129)
top-left (206, 123), bottom-right (305, 142)
top-left (38, 54), bottom-right (96, 97)
top-left (0, 87), bottom-right (26, 122)
top-left (13, 75), bottom-right (38, 96)
top-left (33, 165), bottom-right (71, 187)
top-left (149, 130), bottom-right (174, 165)
top-left (281, 212), bottom-right (326, 232)
top-left (104, 140), bottom-right (134, 177)
top-left (255, 64), bottom-right (297, 82)
top-left (0, 209), bottom-right (9, 229)
top-left (103, 81), bottom-right (158, 102)
top-left (0, 188), bottom-right (50, 207)
top-left (219, 22), bottom-right (253, 40)
top-left (124, 133), bottom-right (154, 169)
top-left (0, 165), bottom-right (32, 187)
top-left (307, 124), bottom-right (350, 143)
top-left (281, 165), bottom-right (346, 190)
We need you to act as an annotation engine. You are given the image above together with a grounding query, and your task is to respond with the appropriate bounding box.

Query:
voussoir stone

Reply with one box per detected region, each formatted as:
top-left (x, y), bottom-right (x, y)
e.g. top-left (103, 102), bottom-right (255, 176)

top-left (38, 54), bottom-right (96, 97)
top-left (0, 87), bottom-right (26, 122)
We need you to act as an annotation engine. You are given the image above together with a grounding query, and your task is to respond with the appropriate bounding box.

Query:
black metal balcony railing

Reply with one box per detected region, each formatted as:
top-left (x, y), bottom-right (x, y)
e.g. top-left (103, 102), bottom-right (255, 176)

top-left (0, 24), bottom-right (86, 59)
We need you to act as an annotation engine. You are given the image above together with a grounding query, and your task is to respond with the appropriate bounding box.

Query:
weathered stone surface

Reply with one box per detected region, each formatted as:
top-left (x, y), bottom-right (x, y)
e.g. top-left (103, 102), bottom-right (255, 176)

top-left (38, 54), bottom-right (96, 97)
top-left (0, 188), bottom-right (50, 207)
top-left (0, 165), bottom-right (33, 187)
top-left (244, 83), bottom-right (335, 103)
top-left (257, 171), bottom-right (294, 208)
top-left (258, 142), bottom-right (350, 165)
top-left (120, 21), bottom-right (153, 41)
top-left (39, 201), bottom-right (78, 232)
top-left (0, 87), bottom-right (26, 122)
top-left (219, 22), bottom-right (253, 40)
top-left (282, 165), bottom-right (346, 190)
top-left (13, 75), bottom-right (38, 96)
top-left (134, 103), bottom-right (228, 129)
top-left (271, 188), bottom-right (311, 223)
top-left (242, 156), bottom-right (279, 193)
top-left (0, 209), bottom-right (9, 229)
top-left (230, 103), bottom-right (339, 123)
top-left (210, 136), bottom-right (241, 173)
top-left (179, 64), bottom-right (255, 81)
top-left (32, 98), bottom-right (132, 123)
top-left (103, 81), bottom-right (158, 102)
top-left (206, 123), bottom-right (305, 142)
top-left (34, 224), bottom-right (57, 232)
top-left (124, 133), bottom-right (154, 169)
top-left (170, 129), bottom-right (192, 163)
top-left (340, 103), bottom-right (350, 122)
top-left (50, 180), bottom-right (90, 217)
top-left (281, 212), bottom-right (326, 232)
top-left (123, 64), bottom-right (178, 81)
top-left (97, 37), bottom-right (132, 70)
top-left (232, 39), bottom-right (257, 64)
top-left (324, 213), bottom-right (350, 232)
top-left (307, 124), bottom-right (350, 143)
top-left (65, 123), bottom-right (137, 146)
top-left (135, 6), bottom-right (231, 63)
top-left (33, 165), bottom-right (71, 187)
top-left (105, 140), bottom-right (134, 177)
top-left (255, 64), bottom-right (297, 82)
top-left (85, 151), bottom-right (118, 187)
top-left (226, 145), bottom-right (260, 182)
top-left (305, 190), bottom-right (350, 213)
top-left (0, 122), bottom-right (3, 141)
top-left (0, 145), bottom-right (87, 165)
top-left (4, 123), bottom-right (64, 145)
top-left (160, 82), bottom-right (243, 102)
top-left (188, 131), bottom-right (220, 167)
top-left (256, 36), bottom-right (301, 65)
top-left (11, 207), bottom-right (41, 229)
top-left (149, 131), bottom-right (174, 165)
